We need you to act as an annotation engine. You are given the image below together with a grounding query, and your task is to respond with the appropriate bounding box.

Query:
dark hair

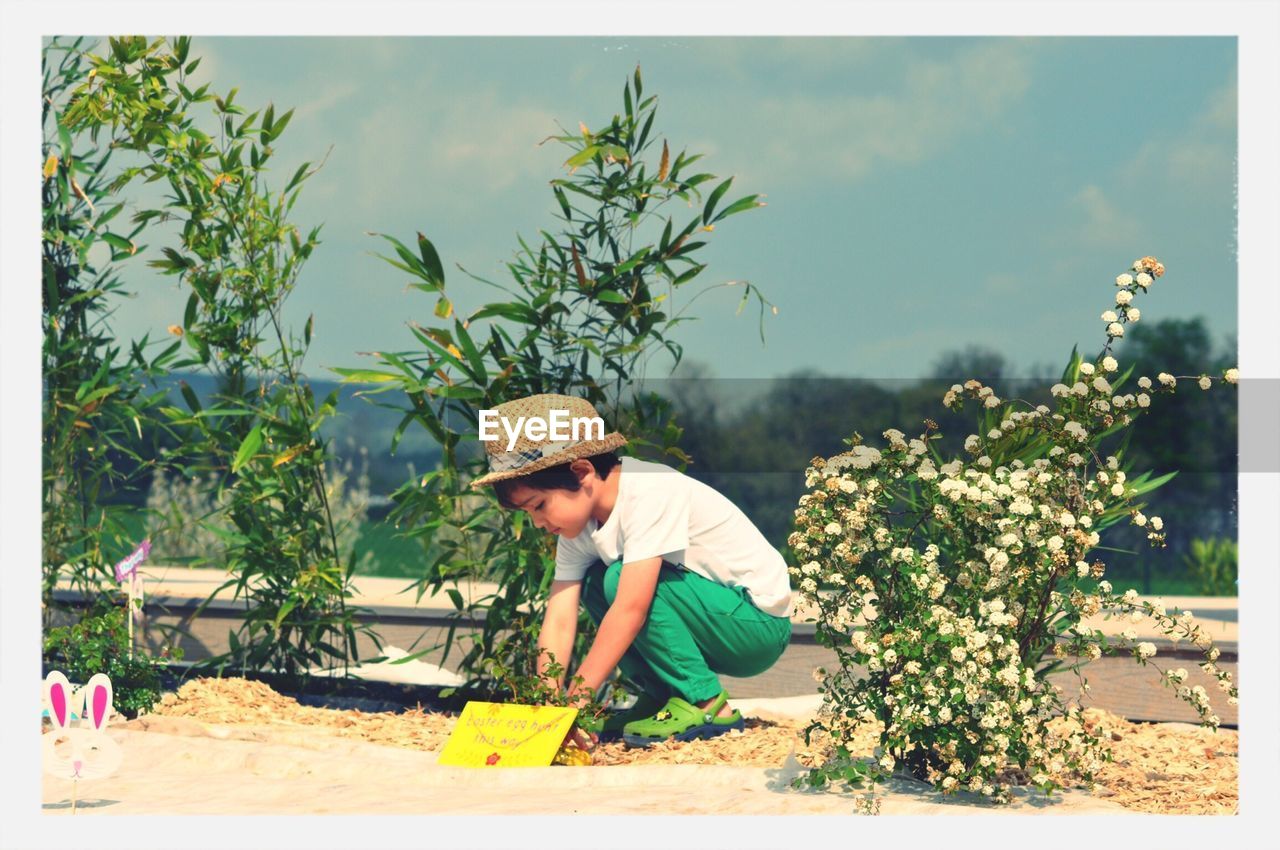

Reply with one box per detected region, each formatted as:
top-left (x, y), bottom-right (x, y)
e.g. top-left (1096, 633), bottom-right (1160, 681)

top-left (493, 451), bottom-right (621, 510)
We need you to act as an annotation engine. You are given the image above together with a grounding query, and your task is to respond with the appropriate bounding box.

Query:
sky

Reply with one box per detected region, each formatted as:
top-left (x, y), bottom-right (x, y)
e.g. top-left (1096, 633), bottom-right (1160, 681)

top-left (92, 36), bottom-right (1239, 384)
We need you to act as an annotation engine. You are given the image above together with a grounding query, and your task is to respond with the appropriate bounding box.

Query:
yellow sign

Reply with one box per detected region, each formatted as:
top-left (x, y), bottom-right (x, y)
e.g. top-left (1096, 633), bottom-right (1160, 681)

top-left (437, 701), bottom-right (579, 768)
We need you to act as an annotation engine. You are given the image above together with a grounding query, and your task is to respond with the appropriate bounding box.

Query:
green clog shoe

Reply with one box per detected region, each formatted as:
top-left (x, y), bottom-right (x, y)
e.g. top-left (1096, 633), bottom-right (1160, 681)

top-left (621, 690), bottom-right (744, 748)
top-left (578, 691), bottom-right (666, 742)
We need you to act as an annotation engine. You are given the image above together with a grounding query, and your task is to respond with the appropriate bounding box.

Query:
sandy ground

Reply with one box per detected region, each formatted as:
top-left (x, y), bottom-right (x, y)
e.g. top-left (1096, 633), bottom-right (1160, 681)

top-left (39, 678), bottom-right (1237, 817)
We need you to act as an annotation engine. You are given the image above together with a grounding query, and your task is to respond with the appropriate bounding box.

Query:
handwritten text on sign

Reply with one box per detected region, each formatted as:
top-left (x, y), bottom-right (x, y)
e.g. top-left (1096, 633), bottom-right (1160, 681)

top-left (436, 701), bottom-right (578, 767)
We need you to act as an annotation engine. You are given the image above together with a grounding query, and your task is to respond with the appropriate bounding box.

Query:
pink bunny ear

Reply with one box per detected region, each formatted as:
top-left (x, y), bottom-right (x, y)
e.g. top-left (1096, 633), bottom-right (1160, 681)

top-left (84, 673), bottom-right (114, 731)
top-left (44, 671), bottom-right (73, 730)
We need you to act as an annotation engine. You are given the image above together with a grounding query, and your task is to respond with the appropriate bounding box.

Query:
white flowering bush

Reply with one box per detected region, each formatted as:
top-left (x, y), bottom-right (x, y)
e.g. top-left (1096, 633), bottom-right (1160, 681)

top-left (791, 257), bottom-right (1238, 804)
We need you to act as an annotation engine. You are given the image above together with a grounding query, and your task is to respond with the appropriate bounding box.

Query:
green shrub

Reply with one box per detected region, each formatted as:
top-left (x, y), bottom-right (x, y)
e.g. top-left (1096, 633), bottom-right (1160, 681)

top-left (42, 604), bottom-right (181, 718)
top-left (1183, 537), bottom-right (1237, 596)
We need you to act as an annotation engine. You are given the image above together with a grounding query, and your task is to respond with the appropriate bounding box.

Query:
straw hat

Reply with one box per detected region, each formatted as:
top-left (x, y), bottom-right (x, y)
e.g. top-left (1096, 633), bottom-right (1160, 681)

top-left (470, 393), bottom-right (627, 489)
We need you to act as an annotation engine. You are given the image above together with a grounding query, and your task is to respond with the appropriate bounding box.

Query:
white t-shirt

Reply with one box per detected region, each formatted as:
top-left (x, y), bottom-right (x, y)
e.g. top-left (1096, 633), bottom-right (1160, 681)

top-left (553, 457), bottom-right (794, 617)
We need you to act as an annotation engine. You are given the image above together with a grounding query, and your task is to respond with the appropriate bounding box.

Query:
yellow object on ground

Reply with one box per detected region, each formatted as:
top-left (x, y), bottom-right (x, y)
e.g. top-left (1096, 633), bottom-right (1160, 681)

top-left (436, 701), bottom-right (577, 768)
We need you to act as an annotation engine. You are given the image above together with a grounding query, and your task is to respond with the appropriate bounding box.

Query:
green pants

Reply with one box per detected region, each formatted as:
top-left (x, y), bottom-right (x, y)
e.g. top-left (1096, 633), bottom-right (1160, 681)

top-left (580, 559), bottom-right (791, 703)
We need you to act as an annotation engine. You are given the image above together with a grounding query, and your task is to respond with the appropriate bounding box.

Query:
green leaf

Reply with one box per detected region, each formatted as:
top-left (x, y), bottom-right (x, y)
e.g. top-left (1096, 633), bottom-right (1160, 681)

top-left (179, 381), bottom-right (202, 413)
top-left (595, 289), bottom-right (628, 304)
top-left (712, 194), bottom-right (763, 223)
top-left (100, 232), bottom-right (136, 255)
top-left (417, 232), bottom-right (446, 287)
top-left (469, 302), bottom-right (537, 324)
top-left (284, 161), bottom-right (310, 194)
top-left (331, 368), bottom-right (401, 383)
top-left (565, 145), bottom-right (601, 169)
top-left (231, 423), bottom-right (264, 473)
top-left (454, 320), bottom-right (487, 383)
top-left (702, 177), bottom-right (734, 225)
top-left (271, 108), bottom-right (295, 142)
top-left (273, 599), bottom-right (297, 630)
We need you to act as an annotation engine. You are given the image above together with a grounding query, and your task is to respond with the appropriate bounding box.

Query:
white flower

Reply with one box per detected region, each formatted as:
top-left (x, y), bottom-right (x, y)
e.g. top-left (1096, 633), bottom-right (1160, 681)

top-left (1116, 273), bottom-right (1134, 287)
top-left (883, 648), bottom-right (897, 664)
top-left (1051, 383), bottom-right (1069, 398)
top-left (1046, 535), bottom-right (1064, 552)
top-left (1122, 629), bottom-right (1137, 641)
top-left (1115, 289), bottom-right (1134, 305)
top-left (1198, 376), bottom-right (1212, 390)
top-left (800, 577), bottom-right (817, 594)
top-left (1101, 356), bottom-right (1118, 373)
top-left (1092, 376), bottom-right (1111, 393)
top-left (1150, 516), bottom-right (1163, 530)
top-left (1158, 373), bottom-right (1176, 387)
top-left (1101, 310), bottom-right (1118, 323)
top-left (1079, 362), bottom-right (1096, 376)
top-left (965, 434), bottom-right (981, 452)
top-left (1224, 368), bottom-right (1239, 384)
top-left (825, 521), bottom-right (842, 535)
top-left (984, 395), bottom-right (1001, 408)
top-left (1137, 642), bottom-right (1157, 658)
top-left (1137, 393), bottom-right (1150, 408)
top-left (1137, 376), bottom-right (1152, 389)
top-left (1071, 381), bottom-right (1088, 396)
top-left (1132, 259), bottom-right (1145, 272)
top-left (1126, 308), bottom-right (1140, 322)
top-left (988, 428), bottom-right (1003, 440)
top-left (1107, 322), bottom-right (1125, 338)
top-left (1060, 511), bottom-right (1076, 528)
top-left (1136, 272), bottom-right (1153, 288)
top-left (1111, 483), bottom-right (1125, 496)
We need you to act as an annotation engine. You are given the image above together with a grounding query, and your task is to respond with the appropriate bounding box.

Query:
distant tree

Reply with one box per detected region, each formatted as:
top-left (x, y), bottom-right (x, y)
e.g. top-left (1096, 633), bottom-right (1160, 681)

top-left (929, 345), bottom-right (1009, 385)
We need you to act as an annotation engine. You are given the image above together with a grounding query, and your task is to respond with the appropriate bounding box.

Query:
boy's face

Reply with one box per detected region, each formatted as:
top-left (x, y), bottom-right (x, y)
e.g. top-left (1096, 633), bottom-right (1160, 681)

top-left (505, 465), bottom-right (599, 538)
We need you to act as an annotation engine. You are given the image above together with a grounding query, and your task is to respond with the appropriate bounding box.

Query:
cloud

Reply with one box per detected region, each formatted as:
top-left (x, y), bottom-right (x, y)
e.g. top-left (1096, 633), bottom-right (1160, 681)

top-left (982, 272), bottom-right (1022, 296)
top-left (347, 87), bottom-right (561, 216)
top-left (1070, 183), bottom-right (1143, 248)
top-left (721, 40), bottom-right (1035, 186)
top-left (1120, 77), bottom-right (1236, 193)
top-left (1062, 74), bottom-right (1235, 253)
top-left (294, 81), bottom-right (360, 122)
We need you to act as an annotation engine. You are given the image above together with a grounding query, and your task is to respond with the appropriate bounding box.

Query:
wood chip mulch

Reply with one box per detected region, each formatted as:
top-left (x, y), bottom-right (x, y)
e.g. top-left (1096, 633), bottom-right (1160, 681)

top-left (136, 677), bottom-right (1237, 814)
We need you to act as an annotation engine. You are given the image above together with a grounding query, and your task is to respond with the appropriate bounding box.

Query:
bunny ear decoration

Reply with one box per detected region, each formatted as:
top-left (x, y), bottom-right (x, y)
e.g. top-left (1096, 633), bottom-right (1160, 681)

top-left (44, 671), bottom-right (75, 730)
top-left (84, 673), bottom-right (114, 731)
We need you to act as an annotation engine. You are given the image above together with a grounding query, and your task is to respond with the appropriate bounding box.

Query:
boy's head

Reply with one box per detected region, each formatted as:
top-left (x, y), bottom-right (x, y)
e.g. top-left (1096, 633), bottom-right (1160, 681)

top-left (470, 393), bottom-right (627, 536)
top-left (493, 452), bottom-right (621, 538)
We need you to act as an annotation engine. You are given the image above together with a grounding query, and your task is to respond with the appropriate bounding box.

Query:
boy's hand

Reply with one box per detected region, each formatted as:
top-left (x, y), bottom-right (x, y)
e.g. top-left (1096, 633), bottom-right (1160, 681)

top-left (565, 726), bottom-right (598, 751)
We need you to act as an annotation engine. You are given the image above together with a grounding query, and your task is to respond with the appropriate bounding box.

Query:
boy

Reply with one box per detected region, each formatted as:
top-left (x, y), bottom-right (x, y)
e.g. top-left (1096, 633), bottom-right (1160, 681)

top-left (471, 393), bottom-right (793, 748)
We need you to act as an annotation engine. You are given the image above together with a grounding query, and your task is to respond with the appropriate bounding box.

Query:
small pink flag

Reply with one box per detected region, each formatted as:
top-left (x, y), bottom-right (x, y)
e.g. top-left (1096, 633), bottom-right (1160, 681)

top-left (114, 539), bottom-right (150, 582)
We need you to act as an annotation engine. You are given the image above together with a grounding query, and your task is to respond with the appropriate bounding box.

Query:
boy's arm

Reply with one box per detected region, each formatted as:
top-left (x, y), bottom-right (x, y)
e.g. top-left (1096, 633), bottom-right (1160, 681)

top-left (537, 579), bottom-right (582, 689)
top-left (568, 556), bottom-right (662, 700)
